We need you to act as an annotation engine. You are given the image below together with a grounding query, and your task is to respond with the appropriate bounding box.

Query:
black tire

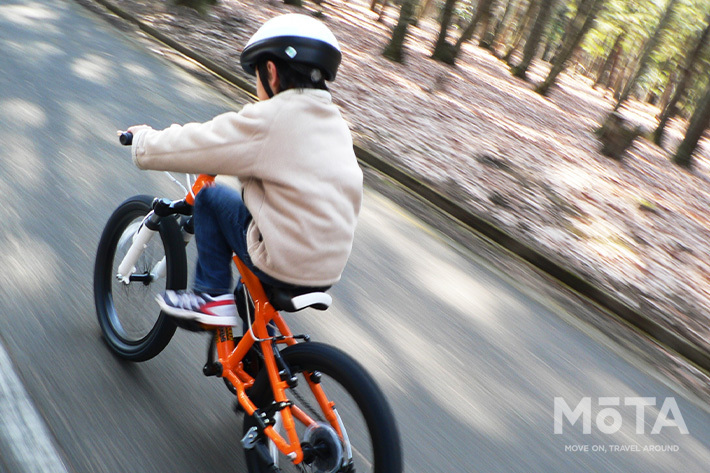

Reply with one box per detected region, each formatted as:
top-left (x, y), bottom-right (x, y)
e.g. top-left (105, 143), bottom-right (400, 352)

top-left (94, 195), bottom-right (187, 361)
top-left (243, 342), bottom-right (402, 473)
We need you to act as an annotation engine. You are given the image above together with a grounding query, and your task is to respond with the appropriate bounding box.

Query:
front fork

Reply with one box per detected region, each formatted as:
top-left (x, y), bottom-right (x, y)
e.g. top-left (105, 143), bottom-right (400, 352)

top-left (116, 198), bottom-right (194, 284)
top-left (116, 211), bottom-right (159, 283)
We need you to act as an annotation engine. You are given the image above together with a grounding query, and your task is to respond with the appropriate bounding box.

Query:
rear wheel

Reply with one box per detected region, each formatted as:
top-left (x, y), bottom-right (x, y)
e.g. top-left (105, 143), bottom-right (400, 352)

top-left (243, 342), bottom-right (402, 473)
top-left (94, 195), bottom-right (187, 361)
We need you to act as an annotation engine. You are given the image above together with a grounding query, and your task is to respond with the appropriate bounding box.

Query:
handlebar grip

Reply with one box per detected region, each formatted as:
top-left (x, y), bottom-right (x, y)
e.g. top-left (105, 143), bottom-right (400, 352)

top-left (119, 132), bottom-right (133, 146)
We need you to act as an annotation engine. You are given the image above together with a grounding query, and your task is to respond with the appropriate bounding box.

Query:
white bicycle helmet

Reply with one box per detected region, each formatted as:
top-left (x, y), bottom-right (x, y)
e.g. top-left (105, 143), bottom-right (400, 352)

top-left (240, 14), bottom-right (342, 81)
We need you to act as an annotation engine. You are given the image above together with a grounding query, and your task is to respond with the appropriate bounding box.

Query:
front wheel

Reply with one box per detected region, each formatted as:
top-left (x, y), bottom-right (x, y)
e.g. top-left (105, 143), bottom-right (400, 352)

top-left (94, 195), bottom-right (187, 361)
top-left (243, 342), bottom-right (402, 473)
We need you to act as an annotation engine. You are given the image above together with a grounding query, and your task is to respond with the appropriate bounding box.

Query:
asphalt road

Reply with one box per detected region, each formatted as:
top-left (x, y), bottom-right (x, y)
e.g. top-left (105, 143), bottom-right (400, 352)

top-left (1, 0), bottom-right (710, 472)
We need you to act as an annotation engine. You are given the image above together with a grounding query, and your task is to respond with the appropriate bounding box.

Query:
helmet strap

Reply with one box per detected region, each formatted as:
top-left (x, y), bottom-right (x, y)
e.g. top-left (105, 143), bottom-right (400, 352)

top-left (257, 62), bottom-right (275, 98)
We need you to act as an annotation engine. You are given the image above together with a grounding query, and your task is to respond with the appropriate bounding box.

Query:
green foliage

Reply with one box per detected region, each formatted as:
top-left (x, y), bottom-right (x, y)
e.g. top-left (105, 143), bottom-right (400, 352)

top-left (678, 74), bottom-right (710, 117)
top-left (581, 0), bottom-right (660, 54)
top-left (640, 1), bottom-right (708, 90)
top-left (582, 0), bottom-right (710, 110)
top-left (453, 0), bottom-right (476, 29)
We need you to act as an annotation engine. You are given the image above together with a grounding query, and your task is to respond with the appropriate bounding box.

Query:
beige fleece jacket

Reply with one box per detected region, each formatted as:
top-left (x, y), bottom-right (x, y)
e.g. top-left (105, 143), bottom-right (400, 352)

top-left (132, 89), bottom-right (363, 286)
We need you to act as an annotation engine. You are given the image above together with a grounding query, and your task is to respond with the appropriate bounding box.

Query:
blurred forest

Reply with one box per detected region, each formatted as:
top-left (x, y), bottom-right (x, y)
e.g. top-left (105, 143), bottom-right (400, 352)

top-left (376, 0), bottom-right (710, 167)
top-left (174, 0), bottom-right (710, 166)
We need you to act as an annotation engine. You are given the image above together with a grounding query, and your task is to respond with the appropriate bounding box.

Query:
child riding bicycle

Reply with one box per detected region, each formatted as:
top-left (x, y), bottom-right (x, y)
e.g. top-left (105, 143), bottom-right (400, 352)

top-left (126, 14), bottom-right (363, 327)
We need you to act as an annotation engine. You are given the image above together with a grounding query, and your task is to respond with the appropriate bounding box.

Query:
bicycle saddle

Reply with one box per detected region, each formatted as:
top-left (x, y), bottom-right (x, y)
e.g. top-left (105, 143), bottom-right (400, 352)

top-left (263, 284), bottom-right (332, 312)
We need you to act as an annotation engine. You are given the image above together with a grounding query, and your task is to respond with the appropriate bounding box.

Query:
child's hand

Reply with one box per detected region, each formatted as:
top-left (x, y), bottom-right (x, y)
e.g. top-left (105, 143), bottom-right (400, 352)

top-left (126, 124), bottom-right (153, 135)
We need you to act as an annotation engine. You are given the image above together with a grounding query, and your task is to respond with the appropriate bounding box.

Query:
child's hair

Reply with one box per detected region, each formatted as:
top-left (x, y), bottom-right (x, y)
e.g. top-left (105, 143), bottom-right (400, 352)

top-left (257, 56), bottom-right (328, 94)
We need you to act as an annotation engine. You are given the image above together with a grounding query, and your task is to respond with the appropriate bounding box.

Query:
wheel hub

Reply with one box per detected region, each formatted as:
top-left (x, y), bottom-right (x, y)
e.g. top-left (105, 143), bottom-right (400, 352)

top-left (302, 423), bottom-right (344, 473)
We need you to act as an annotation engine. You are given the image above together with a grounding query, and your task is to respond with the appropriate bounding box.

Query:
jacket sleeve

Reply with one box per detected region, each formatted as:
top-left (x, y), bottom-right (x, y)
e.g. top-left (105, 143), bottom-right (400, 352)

top-left (131, 105), bottom-right (267, 177)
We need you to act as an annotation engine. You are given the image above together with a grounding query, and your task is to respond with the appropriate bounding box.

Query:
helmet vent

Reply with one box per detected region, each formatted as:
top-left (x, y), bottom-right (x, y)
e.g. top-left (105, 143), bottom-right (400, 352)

top-left (285, 46), bottom-right (297, 58)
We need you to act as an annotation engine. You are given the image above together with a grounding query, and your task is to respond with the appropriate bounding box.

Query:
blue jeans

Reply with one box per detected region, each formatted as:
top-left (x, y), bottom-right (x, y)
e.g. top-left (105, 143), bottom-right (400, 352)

top-left (192, 184), bottom-right (287, 295)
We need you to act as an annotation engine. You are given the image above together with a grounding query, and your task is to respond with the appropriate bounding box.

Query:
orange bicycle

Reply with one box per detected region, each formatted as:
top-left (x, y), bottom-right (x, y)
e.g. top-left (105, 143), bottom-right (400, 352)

top-left (93, 132), bottom-right (402, 472)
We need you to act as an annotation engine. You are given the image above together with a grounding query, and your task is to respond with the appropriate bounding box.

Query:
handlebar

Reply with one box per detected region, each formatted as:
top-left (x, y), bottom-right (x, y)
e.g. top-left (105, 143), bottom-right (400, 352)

top-left (119, 132), bottom-right (133, 146)
top-left (118, 129), bottom-right (215, 204)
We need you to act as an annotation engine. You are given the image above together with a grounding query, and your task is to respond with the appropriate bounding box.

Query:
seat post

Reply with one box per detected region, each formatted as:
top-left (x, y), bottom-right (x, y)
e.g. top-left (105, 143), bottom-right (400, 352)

top-left (232, 254), bottom-right (264, 297)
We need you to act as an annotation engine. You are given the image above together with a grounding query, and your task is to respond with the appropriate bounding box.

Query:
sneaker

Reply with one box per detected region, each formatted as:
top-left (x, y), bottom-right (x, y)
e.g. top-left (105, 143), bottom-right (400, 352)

top-left (156, 290), bottom-right (239, 326)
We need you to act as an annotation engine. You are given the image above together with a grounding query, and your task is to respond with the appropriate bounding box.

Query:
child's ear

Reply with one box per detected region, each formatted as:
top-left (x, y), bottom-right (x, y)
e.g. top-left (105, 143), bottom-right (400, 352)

top-left (267, 61), bottom-right (280, 93)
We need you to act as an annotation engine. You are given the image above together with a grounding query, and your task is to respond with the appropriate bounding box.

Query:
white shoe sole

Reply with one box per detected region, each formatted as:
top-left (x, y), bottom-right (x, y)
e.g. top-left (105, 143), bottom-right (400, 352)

top-left (156, 295), bottom-right (239, 327)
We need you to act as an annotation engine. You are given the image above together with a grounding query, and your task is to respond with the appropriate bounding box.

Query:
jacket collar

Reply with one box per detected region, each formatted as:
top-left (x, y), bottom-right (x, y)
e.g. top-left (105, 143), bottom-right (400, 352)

top-left (274, 88), bottom-right (332, 103)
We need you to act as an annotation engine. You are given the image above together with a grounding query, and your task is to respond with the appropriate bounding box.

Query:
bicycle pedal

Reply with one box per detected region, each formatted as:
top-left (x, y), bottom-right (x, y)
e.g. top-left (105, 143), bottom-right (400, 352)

top-left (241, 426), bottom-right (260, 450)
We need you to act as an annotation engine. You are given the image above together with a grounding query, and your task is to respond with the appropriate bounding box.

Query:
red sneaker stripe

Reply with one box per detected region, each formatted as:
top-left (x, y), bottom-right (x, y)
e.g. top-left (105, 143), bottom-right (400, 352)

top-left (201, 300), bottom-right (235, 315)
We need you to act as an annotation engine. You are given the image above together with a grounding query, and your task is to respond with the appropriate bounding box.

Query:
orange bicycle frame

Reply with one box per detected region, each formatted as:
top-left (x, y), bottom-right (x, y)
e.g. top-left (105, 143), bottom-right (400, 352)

top-left (184, 174), bottom-right (341, 465)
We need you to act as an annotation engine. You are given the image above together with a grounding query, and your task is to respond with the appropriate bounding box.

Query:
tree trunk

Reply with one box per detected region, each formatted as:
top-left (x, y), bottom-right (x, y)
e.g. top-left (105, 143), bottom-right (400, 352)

top-left (548, 1), bottom-right (578, 65)
top-left (650, 57), bottom-right (677, 105)
top-left (656, 69), bottom-right (678, 113)
top-left (511, 0), bottom-right (554, 80)
top-left (597, 112), bottom-right (641, 159)
top-left (431, 0), bottom-right (459, 64)
top-left (416, 0), bottom-right (435, 20)
top-left (613, 0), bottom-right (680, 111)
top-left (494, 0), bottom-right (527, 55)
top-left (672, 81), bottom-right (710, 168)
top-left (478, 4), bottom-right (497, 50)
top-left (377, 0), bottom-right (390, 22)
top-left (654, 13), bottom-right (710, 145)
top-left (502, 0), bottom-right (538, 63)
top-left (174, 0), bottom-right (217, 14)
top-left (612, 58), bottom-right (635, 101)
top-left (588, 42), bottom-right (608, 79)
top-left (491, 0), bottom-right (520, 49)
top-left (383, 0), bottom-right (418, 63)
top-left (594, 31), bottom-right (625, 88)
top-left (540, 2), bottom-right (570, 62)
top-left (536, 0), bottom-right (605, 95)
top-left (588, 33), bottom-right (612, 79)
top-left (451, 0), bottom-right (497, 60)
